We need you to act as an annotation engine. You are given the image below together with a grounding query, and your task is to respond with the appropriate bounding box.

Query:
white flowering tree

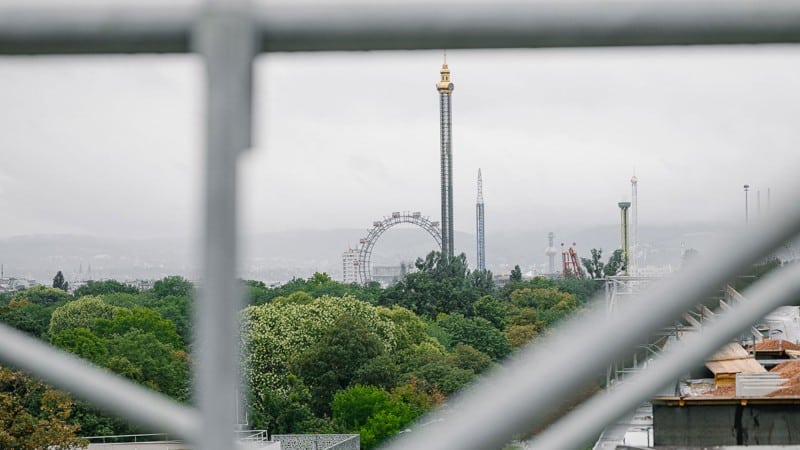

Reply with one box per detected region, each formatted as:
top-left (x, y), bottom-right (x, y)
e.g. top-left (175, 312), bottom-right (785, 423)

top-left (241, 295), bottom-right (444, 432)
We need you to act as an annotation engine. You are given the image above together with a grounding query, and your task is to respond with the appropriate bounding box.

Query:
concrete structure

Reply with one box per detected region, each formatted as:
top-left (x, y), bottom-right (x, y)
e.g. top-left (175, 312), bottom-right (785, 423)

top-left (630, 175), bottom-right (638, 275)
top-left (341, 248), bottom-right (359, 284)
top-left (436, 55), bottom-right (455, 259)
top-left (475, 169), bottom-right (485, 271)
top-left (652, 399), bottom-right (800, 446)
top-left (596, 282), bottom-right (800, 450)
top-left (371, 264), bottom-right (409, 287)
top-left (0, 277), bottom-right (38, 293)
top-left (618, 201), bottom-right (631, 276)
top-left (545, 232), bottom-right (558, 275)
top-left (593, 403), bottom-right (653, 449)
top-left (125, 279), bottom-right (156, 291)
top-left (762, 306), bottom-right (800, 343)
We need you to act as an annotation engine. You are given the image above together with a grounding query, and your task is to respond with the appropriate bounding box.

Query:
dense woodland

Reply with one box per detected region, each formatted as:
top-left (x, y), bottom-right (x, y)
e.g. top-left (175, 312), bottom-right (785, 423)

top-left (0, 251), bottom-right (602, 449)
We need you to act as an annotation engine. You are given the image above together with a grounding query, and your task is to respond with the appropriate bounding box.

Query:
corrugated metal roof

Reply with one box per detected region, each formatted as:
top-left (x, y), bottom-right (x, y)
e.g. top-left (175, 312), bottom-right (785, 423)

top-left (736, 373), bottom-right (785, 396)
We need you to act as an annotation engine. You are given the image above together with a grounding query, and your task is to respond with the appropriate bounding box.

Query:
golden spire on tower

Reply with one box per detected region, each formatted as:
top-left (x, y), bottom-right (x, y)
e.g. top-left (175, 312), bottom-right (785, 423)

top-left (436, 51), bottom-right (454, 93)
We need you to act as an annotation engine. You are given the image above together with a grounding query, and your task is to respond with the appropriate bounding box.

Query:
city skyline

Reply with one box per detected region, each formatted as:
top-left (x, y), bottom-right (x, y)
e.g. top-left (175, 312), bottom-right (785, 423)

top-left (1, 47), bottom-right (799, 242)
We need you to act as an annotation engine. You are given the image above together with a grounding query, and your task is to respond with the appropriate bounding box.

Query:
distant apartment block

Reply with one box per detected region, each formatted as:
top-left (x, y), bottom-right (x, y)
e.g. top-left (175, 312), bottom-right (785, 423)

top-left (0, 277), bottom-right (39, 293)
top-left (341, 249), bottom-right (359, 284)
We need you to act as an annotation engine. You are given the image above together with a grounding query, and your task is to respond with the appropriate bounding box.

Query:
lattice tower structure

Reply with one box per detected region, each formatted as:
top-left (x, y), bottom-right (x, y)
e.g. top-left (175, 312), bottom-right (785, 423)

top-left (630, 175), bottom-right (638, 275)
top-left (476, 169), bottom-right (486, 271)
top-left (436, 55), bottom-right (455, 258)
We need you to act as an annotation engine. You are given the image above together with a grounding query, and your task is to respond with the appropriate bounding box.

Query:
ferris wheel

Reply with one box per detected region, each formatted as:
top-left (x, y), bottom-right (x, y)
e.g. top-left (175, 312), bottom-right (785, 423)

top-left (354, 211), bottom-right (442, 284)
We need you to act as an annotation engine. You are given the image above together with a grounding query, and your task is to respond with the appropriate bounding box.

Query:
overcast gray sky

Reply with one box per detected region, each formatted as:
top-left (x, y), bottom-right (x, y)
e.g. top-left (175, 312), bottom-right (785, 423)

top-left (2, 9), bottom-right (799, 240)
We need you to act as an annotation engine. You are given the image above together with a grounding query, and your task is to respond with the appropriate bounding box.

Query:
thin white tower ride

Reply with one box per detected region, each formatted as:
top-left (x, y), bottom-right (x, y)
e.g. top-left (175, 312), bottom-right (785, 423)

top-left (618, 202), bottom-right (631, 276)
top-left (545, 232), bottom-right (558, 274)
top-left (436, 54), bottom-right (455, 259)
top-left (476, 169), bottom-right (485, 270)
top-left (630, 174), bottom-right (638, 275)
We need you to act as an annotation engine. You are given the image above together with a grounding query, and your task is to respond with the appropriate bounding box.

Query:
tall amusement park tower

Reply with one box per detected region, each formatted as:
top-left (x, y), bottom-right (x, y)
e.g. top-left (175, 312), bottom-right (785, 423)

top-left (630, 174), bottom-right (638, 275)
top-left (436, 54), bottom-right (455, 259)
top-left (476, 169), bottom-right (486, 271)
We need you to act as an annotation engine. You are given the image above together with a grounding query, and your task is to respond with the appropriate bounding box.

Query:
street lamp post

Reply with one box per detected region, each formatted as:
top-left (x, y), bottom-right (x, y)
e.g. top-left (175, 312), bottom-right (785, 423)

top-left (744, 184), bottom-right (750, 224)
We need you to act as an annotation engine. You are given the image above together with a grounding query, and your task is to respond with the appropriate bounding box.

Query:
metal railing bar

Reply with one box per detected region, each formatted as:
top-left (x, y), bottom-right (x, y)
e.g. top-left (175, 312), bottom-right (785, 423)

top-left (5, 1), bottom-right (800, 55)
top-left (0, 322), bottom-right (199, 440)
top-left (192, 2), bottom-right (255, 450)
top-left (82, 433), bottom-right (171, 440)
top-left (527, 262), bottom-right (800, 450)
top-left (0, 5), bottom-right (193, 55)
top-left (0, 3), bottom-right (799, 450)
top-left (256, 1), bottom-right (800, 52)
top-left (382, 194), bottom-right (800, 450)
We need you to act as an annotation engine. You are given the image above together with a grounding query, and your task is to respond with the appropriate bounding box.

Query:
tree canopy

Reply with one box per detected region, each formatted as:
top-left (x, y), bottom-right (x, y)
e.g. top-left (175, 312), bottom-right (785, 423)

top-left (73, 280), bottom-right (138, 298)
top-left (378, 252), bottom-right (493, 318)
top-left (0, 366), bottom-right (86, 449)
top-left (52, 270), bottom-right (69, 292)
top-left (0, 265), bottom-right (600, 448)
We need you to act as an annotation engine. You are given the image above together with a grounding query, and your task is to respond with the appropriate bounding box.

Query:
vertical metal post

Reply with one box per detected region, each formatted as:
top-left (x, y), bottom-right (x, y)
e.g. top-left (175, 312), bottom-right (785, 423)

top-left (744, 184), bottom-right (750, 224)
top-left (193, 1), bottom-right (255, 449)
top-left (618, 202), bottom-right (631, 276)
top-left (768, 188), bottom-right (771, 213)
top-left (757, 189), bottom-right (761, 219)
top-left (630, 175), bottom-right (638, 275)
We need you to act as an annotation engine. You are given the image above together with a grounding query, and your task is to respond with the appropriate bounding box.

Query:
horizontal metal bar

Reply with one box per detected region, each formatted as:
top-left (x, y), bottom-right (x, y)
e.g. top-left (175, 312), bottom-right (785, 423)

top-left (0, 322), bottom-right (200, 440)
top-left (258, 1), bottom-right (800, 52)
top-left (528, 262), bottom-right (800, 450)
top-left (0, 5), bottom-right (193, 54)
top-left (382, 192), bottom-right (800, 450)
top-left (5, 1), bottom-right (800, 55)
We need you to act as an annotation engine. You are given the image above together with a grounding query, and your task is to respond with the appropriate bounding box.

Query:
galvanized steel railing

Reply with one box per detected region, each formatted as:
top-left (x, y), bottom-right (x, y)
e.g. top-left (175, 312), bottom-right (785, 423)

top-left (271, 434), bottom-right (360, 450)
top-left (1, 2), bottom-right (799, 449)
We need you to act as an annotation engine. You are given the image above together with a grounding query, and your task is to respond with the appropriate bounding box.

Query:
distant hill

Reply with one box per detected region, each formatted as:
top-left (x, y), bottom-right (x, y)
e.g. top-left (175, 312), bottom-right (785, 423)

top-left (3, 223), bottom-right (789, 284)
top-left (0, 234), bottom-right (196, 284)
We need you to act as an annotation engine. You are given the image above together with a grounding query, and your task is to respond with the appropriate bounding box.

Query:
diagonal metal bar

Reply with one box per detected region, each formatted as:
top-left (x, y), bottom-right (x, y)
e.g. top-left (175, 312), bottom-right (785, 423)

top-left (192, 1), bottom-right (255, 449)
top-left (528, 261), bottom-right (800, 450)
top-left (5, 1), bottom-right (800, 55)
top-left (382, 194), bottom-right (800, 450)
top-left (0, 322), bottom-right (200, 439)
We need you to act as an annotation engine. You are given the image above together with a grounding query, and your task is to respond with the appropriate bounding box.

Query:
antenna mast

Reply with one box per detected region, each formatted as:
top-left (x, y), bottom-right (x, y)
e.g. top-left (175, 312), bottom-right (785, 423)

top-left (476, 169), bottom-right (486, 271)
top-left (630, 174), bottom-right (638, 275)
